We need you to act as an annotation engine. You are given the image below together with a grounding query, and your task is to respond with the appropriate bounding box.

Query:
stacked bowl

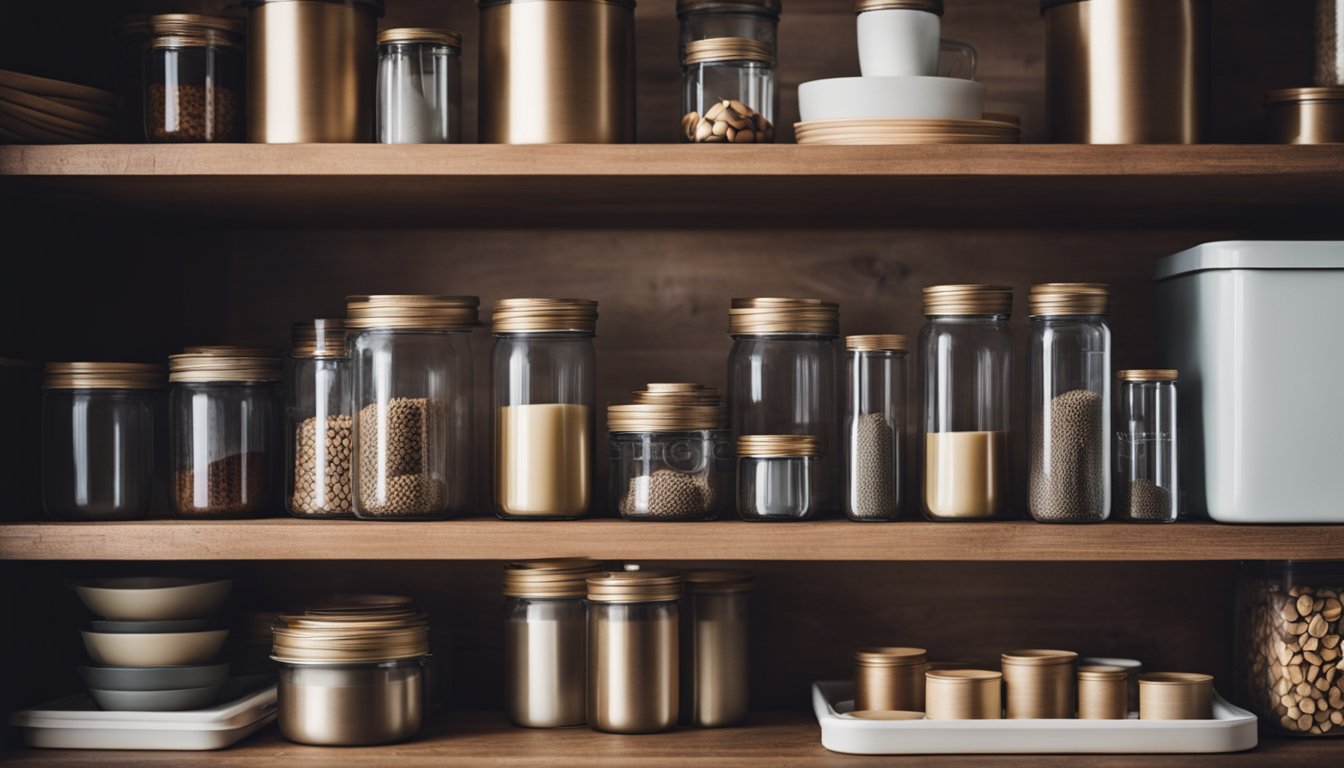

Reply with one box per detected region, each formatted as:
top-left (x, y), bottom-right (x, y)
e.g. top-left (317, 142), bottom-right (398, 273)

top-left (0, 69), bottom-right (120, 144)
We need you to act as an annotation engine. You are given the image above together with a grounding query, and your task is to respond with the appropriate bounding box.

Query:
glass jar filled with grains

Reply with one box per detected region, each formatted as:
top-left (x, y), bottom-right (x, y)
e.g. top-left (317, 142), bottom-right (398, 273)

top-left (286, 320), bottom-right (353, 518)
top-left (586, 570), bottom-right (682, 733)
top-left (843, 334), bottom-right (908, 521)
top-left (737, 434), bottom-right (821, 520)
top-left (919, 285), bottom-right (1013, 521)
top-left (1027, 283), bottom-right (1111, 523)
top-left (347, 295), bottom-right (477, 520)
top-left (1115, 369), bottom-right (1179, 522)
top-left (144, 14), bottom-right (245, 143)
top-left (376, 28), bottom-right (462, 144)
top-left (169, 346), bottom-right (282, 518)
top-left (493, 299), bottom-right (598, 520)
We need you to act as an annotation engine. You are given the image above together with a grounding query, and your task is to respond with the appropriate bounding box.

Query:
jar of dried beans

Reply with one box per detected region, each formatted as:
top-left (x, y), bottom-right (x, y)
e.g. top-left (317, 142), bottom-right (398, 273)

top-left (843, 335), bottom-right (907, 521)
top-left (680, 39), bottom-right (775, 143)
top-left (286, 320), bottom-right (353, 518)
top-left (144, 14), bottom-right (245, 143)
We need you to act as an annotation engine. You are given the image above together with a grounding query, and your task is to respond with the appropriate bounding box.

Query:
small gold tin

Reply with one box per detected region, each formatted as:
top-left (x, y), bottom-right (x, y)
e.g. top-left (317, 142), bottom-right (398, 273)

top-left (1077, 665), bottom-right (1129, 720)
top-left (1001, 649), bottom-right (1078, 719)
top-left (1265, 87), bottom-right (1344, 144)
top-left (854, 647), bottom-right (927, 712)
top-left (925, 669), bottom-right (1002, 720)
top-left (1139, 672), bottom-right (1213, 720)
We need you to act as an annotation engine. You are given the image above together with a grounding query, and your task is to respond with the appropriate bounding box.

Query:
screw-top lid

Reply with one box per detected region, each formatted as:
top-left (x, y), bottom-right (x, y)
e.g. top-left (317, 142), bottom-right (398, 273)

top-left (737, 434), bottom-right (821, 458)
top-left (291, 319), bottom-right (348, 358)
top-left (855, 0), bottom-right (942, 15)
top-left (169, 346), bottom-right (283, 383)
top-left (846, 334), bottom-right (908, 352)
top-left (1002, 649), bottom-right (1079, 666)
top-left (683, 569), bottom-right (754, 593)
top-left (854, 646), bottom-right (928, 666)
top-left (271, 595), bottom-right (428, 665)
top-left (346, 295), bottom-right (480, 331)
top-left (609, 383), bottom-right (727, 432)
top-left (683, 37), bottom-right (775, 66)
top-left (1118, 369), bottom-right (1178, 382)
top-left (1265, 86), bottom-right (1344, 105)
top-left (493, 298), bottom-right (599, 333)
top-left (1028, 283), bottom-right (1109, 317)
top-left (378, 27), bottom-right (462, 47)
top-left (503, 558), bottom-right (605, 598)
top-left (922, 285), bottom-right (1013, 317)
top-left (677, 0), bottom-right (780, 18)
top-left (632, 383), bottom-right (723, 406)
top-left (729, 298), bottom-right (839, 336)
top-left (147, 13), bottom-right (245, 48)
top-left (586, 570), bottom-right (683, 603)
top-left (44, 362), bottom-right (164, 390)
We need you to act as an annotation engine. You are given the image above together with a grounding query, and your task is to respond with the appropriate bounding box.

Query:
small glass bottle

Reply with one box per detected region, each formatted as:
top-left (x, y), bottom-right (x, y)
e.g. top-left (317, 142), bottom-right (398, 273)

top-left (919, 285), bottom-right (1013, 521)
top-left (144, 14), bottom-right (245, 143)
top-left (493, 299), bottom-right (598, 520)
top-left (586, 570), bottom-right (681, 734)
top-left (737, 434), bottom-right (820, 520)
top-left (376, 28), bottom-right (462, 144)
top-left (681, 38), bottom-right (775, 143)
top-left (286, 320), bottom-right (353, 518)
top-left (681, 570), bottom-right (752, 727)
top-left (844, 335), bottom-right (908, 521)
top-left (1028, 283), bottom-right (1112, 523)
top-left (610, 383), bottom-right (729, 521)
top-left (1115, 369), bottom-right (1178, 522)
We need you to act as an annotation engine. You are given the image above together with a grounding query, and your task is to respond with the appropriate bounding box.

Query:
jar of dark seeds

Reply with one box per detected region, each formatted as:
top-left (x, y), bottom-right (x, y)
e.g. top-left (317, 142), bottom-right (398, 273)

top-left (286, 320), bottom-right (354, 518)
top-left (144, 14), bottom-right (245, 143)
top-left (843, 335), bottom-right (907, 521)
top-left (609, 384), bottom-right (730, 521)
top-left (1027, 283), bottom-right (1111, 523)
top-left (1115, 369), bottom-right (1178, 522)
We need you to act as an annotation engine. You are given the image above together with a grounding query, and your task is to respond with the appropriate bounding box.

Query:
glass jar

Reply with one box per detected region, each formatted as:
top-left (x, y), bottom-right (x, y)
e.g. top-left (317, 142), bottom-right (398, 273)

top-left (377, 28), bottom-right (462, 144)
top-left (1236, 560), bottom-right (1344, 736)
top-left (728, 298), bottom-right (839, 515)
top-left (844, 335), bottom-right (908, 521)
top-left (285, 320), bottom-right (353, 518)
top-left (737, 434), bottom-right (820, 520)
top-left (144, 14), bottom-right (245, 143)
top-left (492, 299), bottom-right (598, 519)
top-left (681, 570), bottom-right (752, 727)
top-left (114, 15), bottom-right (150, 140)
top-left (1115, 370), bottom-right (1178, 522)
top-left (347, 295), bottom-right (478, 520)
top-left (677, 0), bottom-right (779, 60)
top-left (681, 39), bottom-right (775, 143)
top-left (1028, 283), bottom-right (1112, 523)
top-left (169, 347), bottom-right (282, 518)
top-left (919, 285), bottom-right (1013, 521)
top-left (41, 363), bottom-right (163, 521)
top-left (587, 570), bottom-right (681, 734)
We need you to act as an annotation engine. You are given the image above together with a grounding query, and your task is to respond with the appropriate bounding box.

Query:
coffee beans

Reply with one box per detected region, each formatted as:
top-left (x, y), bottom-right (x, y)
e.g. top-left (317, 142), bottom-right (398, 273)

top-left (1244, 580), bottom-right (1344, 734)
top-left (1030, 389), bottom-right (1106, 521)
top-left (357, 397), bottom-right (448, 517)
top-left (291, 414), bottom-right (353, 516)
top-left (619, 468), bottom-right (713, 518)
top-left (1124, 477), bottom-right (1172, 521)
top-left (683, 99), bottom-right (774, 144)
top-left (175, 452), bottom-right (268, 517)
top-left (147, 83), bottom-right (242, 143)
top-left (850, 413), bottom-right (898, 519)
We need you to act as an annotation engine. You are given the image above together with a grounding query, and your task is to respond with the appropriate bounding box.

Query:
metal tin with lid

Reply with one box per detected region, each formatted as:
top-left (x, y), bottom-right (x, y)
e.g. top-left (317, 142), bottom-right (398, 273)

top-left (925, 669), bottom-right (1003, 720)
top-left (1001, 649), bottom-right (1079, 719)
top-left (1078, 665), bottom-right (1129, 719)
top-left (1265, 87), bottom-right (1344, 144)
top-left (1139, 672), bottom-right (1213, 720)
top-left (587, 570), bottom-right (681, 733)
top-left (681, 570), bottom-right (753, 727)
top-left (855, 647), bottom-right (928, 712)
top-left (505, 559), bottom-right (602, 728)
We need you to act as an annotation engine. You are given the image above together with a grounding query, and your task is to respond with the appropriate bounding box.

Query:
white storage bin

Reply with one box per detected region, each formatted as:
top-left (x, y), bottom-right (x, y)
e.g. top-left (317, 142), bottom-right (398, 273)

top-left (1155, 241), bottom-right (1344, 523)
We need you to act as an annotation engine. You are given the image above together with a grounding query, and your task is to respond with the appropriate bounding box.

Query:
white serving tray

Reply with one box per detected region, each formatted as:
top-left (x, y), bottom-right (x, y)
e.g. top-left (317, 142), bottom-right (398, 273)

top-left (814, 680), bottom-right (1258, 755)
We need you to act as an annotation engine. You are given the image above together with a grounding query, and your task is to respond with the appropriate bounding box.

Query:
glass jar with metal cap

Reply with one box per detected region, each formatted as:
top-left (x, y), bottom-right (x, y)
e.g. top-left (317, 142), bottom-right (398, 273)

top-left (493, 299), bottom-right (598, 520)
top-left (504, 558), bottom-right (604, 728)
top-left (377, 28), bottom-right (462, 144)
top-left (286, 320), bottom-right (353, 519)
top-left (144, 14), bottom-right (246, 142)
top-left (1028, 283), bottom-right (1111, 523)
top-left (681, 569), bottom-right (752, 727)
top-left (854, 647), bottom-right (927, 712)
top-left (919, 285), bottom-right (1013, 521)
top-left (1001, 649), bottom-right (1078, 719)
top-left (586, 570), bottom-right (681, 733)
top-left (1116, 369), bottom-right (1178, 523)
top-left (347, 295), bottom-right (478, 520)
top-left (677, 0), bottom-right (779, 59)
top-left (736, 434), bottom-right (821, 520)
top-left (844, 334), bottom-right (907, 521)
top-left (169, 347), bottom-right (282, 518)
top-left (681, 38), bottom-right (775, 144)
top-left (42, 363), bottom-right (163, 521)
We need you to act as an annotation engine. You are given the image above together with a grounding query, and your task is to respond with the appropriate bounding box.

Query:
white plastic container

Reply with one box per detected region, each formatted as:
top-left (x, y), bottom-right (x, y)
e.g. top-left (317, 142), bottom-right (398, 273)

top-left (1154, 241), bottom-right (1344, 523)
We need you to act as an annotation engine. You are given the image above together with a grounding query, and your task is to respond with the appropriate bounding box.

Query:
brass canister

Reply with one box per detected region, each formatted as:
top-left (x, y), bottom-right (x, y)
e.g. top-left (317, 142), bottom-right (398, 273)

top-left (854, 647), bottom-right (927, 712)
top-left (1077, 666), bottom-right (1129, 719)
top-left (1042, 0), bottom-right (1209, 143)
top-left (681, 570), bottom-right (752, 727)
top-left (246, 0), bottom-right (383, 142)
top-left (1266, 88), bottom-right (1344, 144)
top-left (925, 670), bottom-right (1002, 720)
top-left (478, 0), bottom-right (636, 143)
top-left (1139, 672), bottom-right (1213, 720)
top-left (1001, 649), bottom-right (1078, 719)
top-left (587, 570), bottom-right (681, 733)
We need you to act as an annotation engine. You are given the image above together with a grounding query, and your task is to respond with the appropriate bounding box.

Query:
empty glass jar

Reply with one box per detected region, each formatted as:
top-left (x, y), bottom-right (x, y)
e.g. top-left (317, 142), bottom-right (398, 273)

top-left (587, 570), bottom-right (681, 734)
top-left (144, 14), bottom-right (245, 142)
top-left (1115, 369), bottom-right (1178, 522)
top-left (681, 38), bottom-right (775, 143)
top-left (286, 320), bottom-right (353, 518)
top-left (609, 383), bottom-right (729, 521)
top-left (737, 434), bottom-right (820, 520)
top-left (376, 28), bottom-right (462, 144)
top-left (844, 335), bottom-right (908, 521)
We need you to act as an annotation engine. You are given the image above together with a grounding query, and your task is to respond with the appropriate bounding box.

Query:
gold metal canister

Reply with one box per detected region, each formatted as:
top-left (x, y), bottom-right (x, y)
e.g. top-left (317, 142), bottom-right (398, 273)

top-left (478, 0), bottom-right (636, 143)
top-left (1001, 649), bottom-right (1078, 719)
top-left (1077, 665), bottom-right (1129, 719)
top-left (854, 647), bottom-right (927, 712)
top-left (681, 570), bottom-right (752, 727)
top-left (1265, 88), bottom-right (1344, 144)
top-left (1139, 672), bottom-right (1213, 720)
top-left (587, 570), bottom-right (681, 733)
top-left (924, 669), bottom-right (1002, 720)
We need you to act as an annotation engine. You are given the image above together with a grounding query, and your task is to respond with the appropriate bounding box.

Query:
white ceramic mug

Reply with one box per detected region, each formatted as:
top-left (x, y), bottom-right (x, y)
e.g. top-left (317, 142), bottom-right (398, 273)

top-left (856, 6), bottom-right (977, 79)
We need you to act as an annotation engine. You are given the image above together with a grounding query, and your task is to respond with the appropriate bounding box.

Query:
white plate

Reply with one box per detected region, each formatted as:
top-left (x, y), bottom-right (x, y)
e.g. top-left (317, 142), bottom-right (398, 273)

top-left (798, 76), bottom-right (985, 122)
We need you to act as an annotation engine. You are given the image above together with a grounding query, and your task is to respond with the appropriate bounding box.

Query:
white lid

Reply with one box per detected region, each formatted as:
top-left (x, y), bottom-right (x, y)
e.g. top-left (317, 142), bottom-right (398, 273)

top-left (1155, 241), bottom-right (1344, 281)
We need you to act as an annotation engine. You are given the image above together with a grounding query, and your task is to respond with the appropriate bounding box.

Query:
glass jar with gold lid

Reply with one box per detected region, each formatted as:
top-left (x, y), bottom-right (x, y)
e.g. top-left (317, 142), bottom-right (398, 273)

top-left (286, 320), bottom-right (353, 518)
top-left (1115, 369), bottom-right (1178, 522)
top-left (681, 38), bottom-right (775, 143)
top-left (144, 13), bottom-right (245, 142)
top-left (586, 569), bottom-right (681, 733)
top-left (736, 434), bottom-right (821, 520)
top-left (376, 27), bottom-right (462, 144)
top-left (677, 0), bottom-right (779, 61)
top-left (844, 334), bottom-right (908, 521)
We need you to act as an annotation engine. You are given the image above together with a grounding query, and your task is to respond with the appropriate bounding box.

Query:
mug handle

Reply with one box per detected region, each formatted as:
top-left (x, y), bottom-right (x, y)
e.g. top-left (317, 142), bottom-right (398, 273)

top-left (939, 39), bottom-right (978, 80)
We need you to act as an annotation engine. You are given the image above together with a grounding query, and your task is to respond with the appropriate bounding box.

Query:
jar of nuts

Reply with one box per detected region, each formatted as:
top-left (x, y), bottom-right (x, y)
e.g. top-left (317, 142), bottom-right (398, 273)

top-left (681, 37), bottom-right (776, 144)
top-left (285, 320), bottom-right (354, 518)
top-left (144, 14), bottom-right (245, 143)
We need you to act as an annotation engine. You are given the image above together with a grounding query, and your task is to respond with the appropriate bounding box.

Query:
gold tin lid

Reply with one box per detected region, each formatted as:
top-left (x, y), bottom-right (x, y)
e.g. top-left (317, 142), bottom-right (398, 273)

top-left (169, 347), bottom-right (283, 383)
top-left (1028, 283), bottom-right (1109, 317)
top-left (854, 646), bottom-right (928, 666)
top-left (849, 710), bottom-right (926, 720)
top-left (1001, 649), bottom-right (1079, 666)
top-left (683, 569), bottom-right (754, 593)
top-left (729, 297), bottom-right (839, 336)
top-left (272, 597), bottom-right (428, 664)
top-left (1078, 665), bottom-right (1129, 680)
top-left (147, 13), bottom-right (245, 49)
top-left (378, 27), bottom-right (463, 47)
top-left (1118, 369), bottom-right (1178, 382)
top-left (607, 404), bottom-right (726, 433)
top-left (846, 334), bottom-right (908, 352)
top-left (683, 37), bottom-right (775, 66)
top-left (737, 434), bottom-right (821, 458)
top-left (586, 570), bottom-right (683, 603)
top-left (922, 285), bottom-right (1013, 317)
top-left (503, 558), bottom-right (605, 598)
top-left (292, 319), bottom-right (348, 359)
top-left (855, 0), bottom-right (943, 14)
top-left (677, 0), bottom-right (781, 17)
top-left (1138, 672), bottom-right (1213, 685)
top-left (1265, 87), bottom-right (1344, 105)
top-left (493, 298), bottom-right (599, 333)
top-left (346, 295), bottom-right (480, 331)
top-left (926, 669), bottom-right (1003, 683)
top-left (44, 362), bottom-right (164, 390)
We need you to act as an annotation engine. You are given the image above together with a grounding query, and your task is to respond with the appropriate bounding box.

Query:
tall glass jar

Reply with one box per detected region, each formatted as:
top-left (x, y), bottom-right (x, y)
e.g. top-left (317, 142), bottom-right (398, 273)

top-left (919, 285), bottom-right (1013, 521)
top-left (681, 570), bottom-right (752, 727)
top-left (144, 14), bottom-right (245, 143)
top-left (493, 299), bottom-right (598, 520)
top-left (347, 295), bottom-right (478, 520)
top-left (844, 335), bottom-right (907, 521)
top-left (737, 434), bottom-right (820, 520)
top-left (728, 298), bottom-right (839, 516)
top-left (677, 0), bottom-right (780, 60)
top-left (169, 347), bottom-right (282, 518)
top-left (286, 320), bottom-right (353, 518)
top-left (376, 28), bottom-right (462, 144)
top-left (42, 363), bottom-right (163, 521)
top-left (1115, 369), bottom-right (1178, 522)
top-left (1028, 283), bottom-right (1111, 523)
top-left (587, 570), bottom-right (681, 734)
top-left (609, 383), bottom-right (729, 521)
top-left (681, 39), bottom-right (775, 143)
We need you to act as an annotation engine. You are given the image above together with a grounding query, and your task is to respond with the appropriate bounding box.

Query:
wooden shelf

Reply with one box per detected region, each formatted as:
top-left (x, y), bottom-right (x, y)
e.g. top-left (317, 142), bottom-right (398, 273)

top-left (3, 144), bottom-right (1343, 228)
top-left (2, 519), bottom-right (1342, 561)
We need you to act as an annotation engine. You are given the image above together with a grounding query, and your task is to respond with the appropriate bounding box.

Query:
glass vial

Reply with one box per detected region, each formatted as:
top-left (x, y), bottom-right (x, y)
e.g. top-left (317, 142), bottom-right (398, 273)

top-left (286, 320), bottom-right (353, 518)
top-left (1115, 370), bottom-right (1178, 522)
top-left (736, 434), bottom-right (820, 520)
top-left (376, 28), bottom-right (462, 144)
top-left (144, 14), bottom-right (245, 142)
top-left (586, 570), bottom-right (681, 734)
top-left (1028, 283), bottom-right (1112, 523)
top-left (681, 39), bottom-right (775, 143)
top-left (844, 335), bottom-right (908, 521)
top-left (681, 570), bottom-right (752, 727)
top-left (504, 559), bottom-right (602, 728)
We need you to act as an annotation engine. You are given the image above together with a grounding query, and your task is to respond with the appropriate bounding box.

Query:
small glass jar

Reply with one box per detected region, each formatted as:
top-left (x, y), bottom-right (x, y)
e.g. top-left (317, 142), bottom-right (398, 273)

top-left (377, 28), bottom-right (462, 144)
top-left (493, 299), bottom-right (598, 520)
top-left (609, 384), bottom-right (730, 521)
top-left (144, 14), bottom-right (245, 143)
top-left (42, 363), bottom-right (163, 521)
top-left (919, 285), bottom-right (1014, 521)
top-left (347, 295), bottom-right (478, 520)
top-left (681, 39), bottom-right (775, 143)
top-left (844, 335), bottom-right (908, 521)
top-left (286, 320), bottom-right (353, 518)
top-left (587, 570), bottom-right (681, 734)
top-left (1115, 370), bottom-right (1179, 522)
top-left (677, 0), bottom-right (779, 61)
top-left (681, 570), bottom-right (752, 727)
top-left (169, 347), bottom-right (282, 518)
top-left (1028, 284), bottom-right (1112, 523)
top-left (737, 434), bottom-right (820, 520)
top-left (504, 559), bottom-right (602, 728)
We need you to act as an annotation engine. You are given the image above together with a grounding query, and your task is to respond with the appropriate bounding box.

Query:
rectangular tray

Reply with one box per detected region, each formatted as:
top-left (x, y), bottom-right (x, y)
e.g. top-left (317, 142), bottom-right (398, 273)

top-left (813, 680), bottom-right (1258, 754)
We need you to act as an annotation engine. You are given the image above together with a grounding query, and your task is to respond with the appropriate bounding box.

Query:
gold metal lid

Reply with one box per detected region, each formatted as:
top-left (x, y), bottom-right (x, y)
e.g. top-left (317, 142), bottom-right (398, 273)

top-left (182, 345), bottom-right (279, 357)
top-left (1118, 369), bottom-right (1178, 382)
top-left (729, 298), bottom-right (839, 336)
top-left (292, 319), bottom-right (348, 359)
top-left (503, 558), bottom-right (605, 598)
top-left (346, 295), bottom-right (480, 331)
top-left (44, 362), bottom-right (164, 390)
top-left (1139, 672), bottom-right (1214, 685)
top-left (922, 285), bottom-right (1013, 317)
top-left (378, 27), bottom-right (463, 47)
top-left (587, 570), bottom-right (683, 603)
top-left (1265, 87), bottom-right (1344, 105)
top-left (683, 569), bottom-right (754, 593)
top-left (493, 298), bottom-right (599, 333)
top-left (855, 0), bottom-right (943, 15)
top-left (846, 334), bottom-right (908, 352)
top-left (677, 0), bottom-right (781, 17)
top-left (683, 37), bottom-right (775, 66)
top-left (147, 13), bottom-right (245, 48)
top-left (737, 434), bottom-right (821, 458)
top-left (1001, 649), bottom-right (1079, 666)
top-left (926, 669), bottom-right (1003, 683)
top-left (1028, 283), bottom-right (1109, 316)
top-left (607, 404), bottom-right (726, 433)
top-left (854, 646), bottom-right (928, 666)
top-left (169, 346), bottom-right (283, 383)
top-left (272, 597), bottom-right (428, 664)
top-left (1078, 666), bottom-right (1129, 679)
top-left (632, 383), bottom-right (723, 406)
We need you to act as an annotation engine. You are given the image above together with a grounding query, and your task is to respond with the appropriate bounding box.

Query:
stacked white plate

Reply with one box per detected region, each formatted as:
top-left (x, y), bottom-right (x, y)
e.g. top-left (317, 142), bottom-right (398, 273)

top-left (795, 75), bottom-right (1019, 145)
top-left (0, 69), bottom-right (120, 144)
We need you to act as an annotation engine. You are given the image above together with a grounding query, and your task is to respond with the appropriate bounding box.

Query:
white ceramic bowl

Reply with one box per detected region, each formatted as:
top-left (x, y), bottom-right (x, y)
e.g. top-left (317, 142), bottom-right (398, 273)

top-left (81, 630), bottom-right (230, 667)
top-left (74, 578), bottom-right (231, 621)
top-left (798, 76), bottom-right (985, 122)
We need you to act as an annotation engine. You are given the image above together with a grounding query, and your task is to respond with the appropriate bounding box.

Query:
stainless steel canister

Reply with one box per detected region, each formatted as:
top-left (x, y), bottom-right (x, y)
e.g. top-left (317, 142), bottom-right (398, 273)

top-left (587, 570), bottom-right (680, 733)
top-left (681, 570), bottom-right (752, 727)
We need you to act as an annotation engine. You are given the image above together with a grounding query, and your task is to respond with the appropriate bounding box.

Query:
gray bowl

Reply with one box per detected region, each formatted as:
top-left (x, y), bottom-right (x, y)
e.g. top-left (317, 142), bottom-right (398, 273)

top-left (79, 663), bottom-right (230, 692)
top-left (89, 619), bottom-right (210, 634)
top-left (88, 683), bottom-right (224, 712)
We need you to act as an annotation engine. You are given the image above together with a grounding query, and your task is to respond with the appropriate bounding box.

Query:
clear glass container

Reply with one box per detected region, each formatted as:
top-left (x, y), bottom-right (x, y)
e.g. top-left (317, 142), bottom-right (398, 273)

top-left (41, 363), bottom-right (162, 521)
top-left (503, 559), bottom-right (600, 728)
top-left (376, 28), bottom-right (462, 144)
top-left (1027, 284), bottom-right (1112, 523)
top-left (492, 299), bottom-right (598, 520)
top-left (587, 571), bottom-right (681, 734)
top-left (844, 336), bottom-right (908, 521)
top-left (677, 0), bottom-right (780, 60)
top-left (681, 44), bottom-right (775, 144)
top-left (347, 295), bottom-right (478, 521)
top-left (1115, 370), bottom-right (1179, 522)
top-left (919, 285), bottom-right (1014, 521)
top-left (144, 14), bottom-right (245, 143)
top-left (286, 320), bottom-right (353, 518)
top-left (610, 431), bottom-right (731, 520)
top-left (737, 434), bottom-right (820, 520)
top-left (681, 570), bottom-right (752, 727)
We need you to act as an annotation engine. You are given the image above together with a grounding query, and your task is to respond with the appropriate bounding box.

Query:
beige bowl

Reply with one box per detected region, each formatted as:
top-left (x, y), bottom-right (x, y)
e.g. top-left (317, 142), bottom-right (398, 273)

top-left (82, 629), bottom-right (230, 667)
top-left (74, 578), bottom-right (231, 620)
